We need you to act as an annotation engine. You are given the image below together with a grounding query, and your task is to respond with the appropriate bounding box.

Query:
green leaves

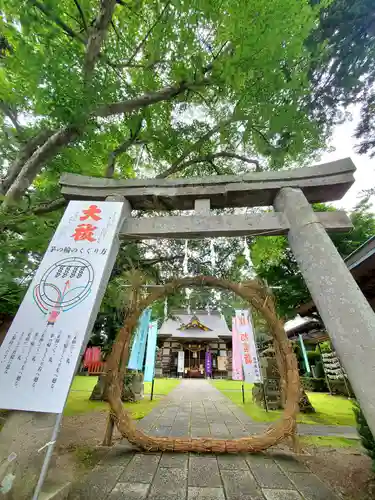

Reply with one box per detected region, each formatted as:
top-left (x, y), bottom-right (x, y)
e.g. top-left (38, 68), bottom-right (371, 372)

top-left (252, 200), bottom-right (375, 318)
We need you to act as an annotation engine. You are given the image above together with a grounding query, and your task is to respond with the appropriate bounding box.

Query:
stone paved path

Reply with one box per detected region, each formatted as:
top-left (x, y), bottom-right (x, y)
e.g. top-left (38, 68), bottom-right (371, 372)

top-left (69, 380), bottom-right (344, 499)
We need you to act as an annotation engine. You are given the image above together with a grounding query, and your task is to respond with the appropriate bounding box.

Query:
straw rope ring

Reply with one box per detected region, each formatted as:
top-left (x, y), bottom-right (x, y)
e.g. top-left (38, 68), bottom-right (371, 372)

top-left (106, 276), bottom-right (300, 453)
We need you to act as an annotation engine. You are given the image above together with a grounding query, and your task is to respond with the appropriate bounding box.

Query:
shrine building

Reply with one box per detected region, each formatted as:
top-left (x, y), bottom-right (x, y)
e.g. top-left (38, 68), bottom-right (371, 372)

top-left (155, 310), bottom-right (233, 378)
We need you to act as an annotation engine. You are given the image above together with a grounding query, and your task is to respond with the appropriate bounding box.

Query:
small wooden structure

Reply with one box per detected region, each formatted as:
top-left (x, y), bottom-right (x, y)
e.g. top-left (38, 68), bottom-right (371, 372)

top-left (87, 361), bottom-right (105, 375)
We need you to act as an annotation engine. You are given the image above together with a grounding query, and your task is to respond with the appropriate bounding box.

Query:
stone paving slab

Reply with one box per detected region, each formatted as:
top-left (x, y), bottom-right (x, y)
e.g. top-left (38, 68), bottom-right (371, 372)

top-left (209, 423), bottom-right (231, 437)
top-left (119, 454), bottom-right (160, 484)
top-left (188, 487), bottom-right (226, 500)
top-left (68, 380), bottom-right (342, 500)
top-left (188, 457), bottom-right (222, 487)
top-left (67, 465), bottom-right (124, 500)
top-left (248, 458), bottom-right (295, 489)
top-left (98, 446), bottom-right (134, 466)
top-left (150, 425), bottom-right (172, 436)
top-left (286, 471), bottom-right (338, 500)
top-left (159, 452), bottom-right (188, 469)
top-left (170, 427), bottom-right (190, 437)
top-left (217, 454), bottom-right (249, 470)
top-left (262, 489), bottom-right (303, 500)
top-left (107, 482), bottom-right (150, 500)
top-left (152, 466), bottom-right (188, 491)
top-left (221, 469), bottom-right (264, 500)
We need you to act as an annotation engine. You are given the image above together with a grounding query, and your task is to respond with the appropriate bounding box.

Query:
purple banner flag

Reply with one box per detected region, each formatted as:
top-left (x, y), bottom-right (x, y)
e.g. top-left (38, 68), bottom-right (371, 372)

top-left (205, 351), bottom-right (212, 376)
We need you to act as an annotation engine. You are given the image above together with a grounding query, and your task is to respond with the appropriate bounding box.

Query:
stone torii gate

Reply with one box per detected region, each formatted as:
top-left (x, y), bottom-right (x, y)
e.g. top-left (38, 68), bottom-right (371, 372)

top-left (1, 157), bottom-right (375, 499)
top-left (61, 157), bottom-right (375, 437)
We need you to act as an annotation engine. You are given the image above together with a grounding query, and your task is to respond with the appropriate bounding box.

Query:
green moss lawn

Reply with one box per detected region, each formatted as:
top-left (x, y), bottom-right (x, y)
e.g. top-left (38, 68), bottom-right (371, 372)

top-left (211, 380), bottom-right (356, 427)
top-left (64, 376), bottom-right (180, 418)
top-left (300, 436), bottom-right (360, 449)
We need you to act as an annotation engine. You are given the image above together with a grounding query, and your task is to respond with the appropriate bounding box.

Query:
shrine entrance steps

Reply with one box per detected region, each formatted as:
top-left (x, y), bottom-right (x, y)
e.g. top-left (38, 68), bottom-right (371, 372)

top-left (68, 380), bottom-right (345, 499)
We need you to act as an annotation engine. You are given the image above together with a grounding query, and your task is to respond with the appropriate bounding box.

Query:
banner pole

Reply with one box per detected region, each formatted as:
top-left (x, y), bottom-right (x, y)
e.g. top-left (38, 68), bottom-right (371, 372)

top-left (150, 379), bottom-right (155, 401)
top-left (262, 380), bottom-right (269, 412)
top-left (31, 412), bottom-right (62, 500)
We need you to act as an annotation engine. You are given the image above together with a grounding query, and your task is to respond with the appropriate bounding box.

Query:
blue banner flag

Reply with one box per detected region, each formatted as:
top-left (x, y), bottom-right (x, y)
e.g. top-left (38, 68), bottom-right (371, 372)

top-left (128, 308), bottom-right (151, 370)
top-left (144, 321), bottom-right (158, 382)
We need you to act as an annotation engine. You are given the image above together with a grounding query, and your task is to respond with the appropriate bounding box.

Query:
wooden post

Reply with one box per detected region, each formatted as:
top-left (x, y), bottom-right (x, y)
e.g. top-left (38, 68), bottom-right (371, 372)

top-left (102, 413), bottom-right (115, 446)
top-left (262, 382), bottom-right (269, 412)
top-left (150, 379), bottom-right (155, 401)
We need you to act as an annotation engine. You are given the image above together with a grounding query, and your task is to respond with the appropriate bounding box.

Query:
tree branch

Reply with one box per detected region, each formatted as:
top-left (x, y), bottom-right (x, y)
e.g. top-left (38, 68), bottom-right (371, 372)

top-left (213, 152), bottom-right (260, 170)
top-left (29, 0), bottom-right (86, 44)
top-left (0, 101), bottom-right (23, 135)
top-left (156, 117), bottom-right (245, 179)
top-left (106, 116), bottom-right (143, 177)
top-left (126, 1), bottom-right (171, 66)
top-left (1, 128), bottom-right (80, 210)
top-left (83, 0), bottom-right (118, 79)
top-left (95, 78), bottom-right (210, 117)
top-left (1, 79), bottom-right (210, 204)
top-left (0, 198), bottom-right (67, 231)
top-left (180, 152), bottom-right (259, 171)
top-left (73, 0), bottom-right (88, 32)
top-left (159, 151), bottom-right (259, 178)
top-left (0, 129), bottom-right (55, 195)
top-left (202, 41), bottom-right (232, 75)
top-left (116, 59), bottom-right (166, 70)
top-left (32, 197), bottom-right (67, 215)
top-left (156, 122), bottom-right (225, 179)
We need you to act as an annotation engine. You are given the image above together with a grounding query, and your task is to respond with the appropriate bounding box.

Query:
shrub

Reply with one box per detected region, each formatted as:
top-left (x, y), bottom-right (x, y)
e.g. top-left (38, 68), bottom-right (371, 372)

top-left (329, 378), bottom-right (353, 397)
top-left (307, 351), bottom-right (321, 364)
top-left (301, 377), bottom-right (327, 392)
top-left (319, 341), bottom-right (332, 353)
top-left (314, 360), bottom-right (325, 378)
top-left (353, 402), bottom-right (375, 473)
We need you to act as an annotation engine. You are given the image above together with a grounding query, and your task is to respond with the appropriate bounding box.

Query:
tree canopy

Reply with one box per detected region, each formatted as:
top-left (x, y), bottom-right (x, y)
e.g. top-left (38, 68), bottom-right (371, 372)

top-left (0, 0), bottom-right (326, 205)
top-left (307, 0), bottom-right (375, 156)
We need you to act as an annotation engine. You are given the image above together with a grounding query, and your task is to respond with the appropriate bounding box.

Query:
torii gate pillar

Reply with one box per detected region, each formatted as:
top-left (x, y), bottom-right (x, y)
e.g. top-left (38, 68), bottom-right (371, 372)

top-left (274, 187), bottom-right (375, 435)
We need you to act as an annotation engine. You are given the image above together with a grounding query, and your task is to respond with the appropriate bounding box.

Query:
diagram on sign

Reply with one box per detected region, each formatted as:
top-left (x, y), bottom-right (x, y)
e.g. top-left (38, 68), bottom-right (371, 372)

top-left (33, 257), bottom-right (94, 326)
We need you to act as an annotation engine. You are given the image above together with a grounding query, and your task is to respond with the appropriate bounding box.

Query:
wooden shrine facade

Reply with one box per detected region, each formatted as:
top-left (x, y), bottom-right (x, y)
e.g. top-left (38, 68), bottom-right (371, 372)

top-left (155, 310), bottom-right (232, 378)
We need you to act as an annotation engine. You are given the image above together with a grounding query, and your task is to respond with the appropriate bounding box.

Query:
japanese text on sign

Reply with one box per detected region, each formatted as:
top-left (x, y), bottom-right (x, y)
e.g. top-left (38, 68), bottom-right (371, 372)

top-left (235, 310), bottom-right (262, 383)
top-left (0, 201), bottom-right (123, 413)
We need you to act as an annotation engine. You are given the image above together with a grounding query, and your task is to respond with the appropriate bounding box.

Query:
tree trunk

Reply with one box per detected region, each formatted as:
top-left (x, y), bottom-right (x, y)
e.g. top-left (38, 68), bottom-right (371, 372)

top-left (299, 389), bottom-right (315, 413)
top-left (89, 373), bottom-right (109, 401)
top-left (89, 372), bottom-right (144, 402)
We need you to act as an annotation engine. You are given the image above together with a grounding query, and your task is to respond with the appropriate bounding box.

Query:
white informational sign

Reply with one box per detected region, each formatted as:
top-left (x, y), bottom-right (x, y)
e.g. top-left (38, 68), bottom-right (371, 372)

top-left (217, 356), bottom-right (227, 371)
top-left (235, 310), bottom-right (262, 383)
top-left (0, 201), bottom-right (124, 413)
top-left (177, 351), bottom-right (185, 373)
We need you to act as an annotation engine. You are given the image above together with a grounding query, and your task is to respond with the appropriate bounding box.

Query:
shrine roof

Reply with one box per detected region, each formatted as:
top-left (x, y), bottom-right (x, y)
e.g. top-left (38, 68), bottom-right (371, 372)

top-left (158, 310), bottom-right (231, 339)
